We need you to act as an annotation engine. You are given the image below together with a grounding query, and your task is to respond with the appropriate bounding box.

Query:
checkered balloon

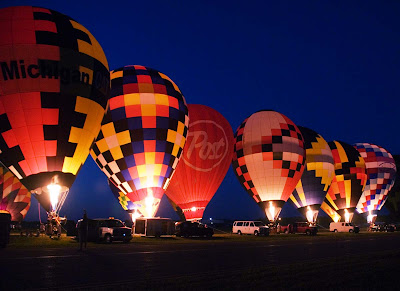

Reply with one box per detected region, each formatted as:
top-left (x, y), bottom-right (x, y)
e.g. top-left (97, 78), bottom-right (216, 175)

top-left (0, 164), bottom-right (31, 222)
top-left (90, 65), bottom-right (189, 217)
top-left (385, 155), bottom-right (400, 219)
top-left (0, 6), bottom-right (109, 212)
top-left (324, 141), bottom-right (367, 220)
top-left (289, 126), bottom-right (335, 222)
top-left (232, 110), bottom-right (305, 221)
top-left (354, 143), bottom-right (396, 213)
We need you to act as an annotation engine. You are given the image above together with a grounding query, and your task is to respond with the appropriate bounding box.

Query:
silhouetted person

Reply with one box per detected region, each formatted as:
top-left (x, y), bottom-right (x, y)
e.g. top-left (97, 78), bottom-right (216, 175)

top-left (0, 212), bottom-right (11, 248)
top-left (78, 210), bottom-right (88, 251)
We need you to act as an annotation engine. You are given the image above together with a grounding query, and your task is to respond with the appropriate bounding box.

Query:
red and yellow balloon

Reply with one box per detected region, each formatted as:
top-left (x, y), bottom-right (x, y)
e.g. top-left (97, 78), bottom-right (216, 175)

top-left (0, 164), bottom-right (31, 221)
top-left (0, 6), bottom-right (110, 213)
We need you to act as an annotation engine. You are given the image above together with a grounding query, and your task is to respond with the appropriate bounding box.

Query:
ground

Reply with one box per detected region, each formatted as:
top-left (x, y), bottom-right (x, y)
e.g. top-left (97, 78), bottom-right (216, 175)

top-left (2, 231), bottom-right (400, 290)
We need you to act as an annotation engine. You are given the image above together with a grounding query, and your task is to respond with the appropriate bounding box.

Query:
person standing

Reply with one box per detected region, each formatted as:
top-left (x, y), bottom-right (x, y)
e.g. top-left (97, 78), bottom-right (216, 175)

top-left (0, 212), bottom-right (11, 248)
top-left (78, 210), bottom-right (88, 251)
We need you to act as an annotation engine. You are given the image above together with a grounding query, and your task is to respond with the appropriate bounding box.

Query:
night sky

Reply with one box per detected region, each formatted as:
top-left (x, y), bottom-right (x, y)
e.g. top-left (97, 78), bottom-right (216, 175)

top-left (2, 1), bottom-right (399, 222)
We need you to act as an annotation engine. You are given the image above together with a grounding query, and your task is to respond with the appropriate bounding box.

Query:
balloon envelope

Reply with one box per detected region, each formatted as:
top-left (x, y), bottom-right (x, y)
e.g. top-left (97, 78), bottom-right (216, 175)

top-left (0, 6), bottom-right (110, 212)
top-left (232, 110), bottom-right (305, 221)
top-left (290, 126), bottom-right (334, 223)
top-left (166, 104), bottom-right (234, 220)
top-left (109, 179), bottom-right (185, 221)
top-left (0, 164), bottom-right (31, 221)
top-left (320, 201), bottom-right (341, 222)
top-left (91, 65), bottom-right (189, 218)
top-left (385, 155), bottom-right (400, 220)
top-left (323, 141), bottom-right (367, 222)
top-left (354, 143), bottom-right (396, 214)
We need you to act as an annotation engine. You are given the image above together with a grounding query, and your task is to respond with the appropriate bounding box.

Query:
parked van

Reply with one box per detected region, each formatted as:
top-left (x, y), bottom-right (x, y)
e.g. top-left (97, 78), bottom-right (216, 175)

top-left (232, 221), bottom-right (270, 236)
top-left (330, 222), bottom-right (359, 233)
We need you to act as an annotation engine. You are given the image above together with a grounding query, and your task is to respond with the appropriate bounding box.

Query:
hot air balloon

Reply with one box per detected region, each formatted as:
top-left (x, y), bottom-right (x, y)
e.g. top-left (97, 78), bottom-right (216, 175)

top-left (0, 164), bottom-right (31, 221)
top-left (289, 126), bottom-right (334, 224)
top-left (354, 143), bottom-right (397, 223)
top-left (320, 201), bottom-right (341, 222)
top-left (91, 65), bottom-right (189, 220)
top-left (232, 110), bottom-right (305, 222)
top-left (108, 179), bottom-right (185, 221)
top-left (323, 141), bottom-right (367, 223)
top-left (0, 6), bottom-right (110, 217)
top-left (386, 155), bottom-right (400, 221)
top-left (165, 104), bottom-right (234, 221)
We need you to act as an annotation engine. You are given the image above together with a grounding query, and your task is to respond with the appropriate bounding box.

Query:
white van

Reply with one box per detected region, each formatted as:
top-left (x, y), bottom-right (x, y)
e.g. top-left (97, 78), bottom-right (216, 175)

top-left (232, 221), bottom-right (270, 236)
top-left (330, 222), bottom-right (359, 233)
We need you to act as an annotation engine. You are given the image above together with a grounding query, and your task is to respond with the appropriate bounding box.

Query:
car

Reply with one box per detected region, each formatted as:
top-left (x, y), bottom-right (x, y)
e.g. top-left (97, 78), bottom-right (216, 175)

top-left (232, 221), bottom-right (270, 236)
top-left (175, 221), bottom-right (214, 238)
top-left (370, 223), bottom-right (395, 232)
top-left (330, 222), bottom-right (359, 233)
top-left (384, 224), bottom-right (395, 232)
top-left (279, 222), bottom-right (317, 235)
top-left (76, 217), bottom-right (132, 243)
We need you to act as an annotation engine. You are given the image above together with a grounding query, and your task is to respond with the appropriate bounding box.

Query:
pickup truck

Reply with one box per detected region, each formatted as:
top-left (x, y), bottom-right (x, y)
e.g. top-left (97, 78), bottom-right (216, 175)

top-left (279, 222), bottom-right (317, 235)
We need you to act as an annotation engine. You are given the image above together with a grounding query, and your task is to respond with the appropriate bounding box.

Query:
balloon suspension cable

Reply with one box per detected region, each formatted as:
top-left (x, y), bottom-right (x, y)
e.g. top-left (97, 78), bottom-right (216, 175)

top-left (55, 189), bottom-right (69, 215)
top-left (38, 202), bottom-right (42, 224)
top-left (0, 160), bottom-right (8, 170)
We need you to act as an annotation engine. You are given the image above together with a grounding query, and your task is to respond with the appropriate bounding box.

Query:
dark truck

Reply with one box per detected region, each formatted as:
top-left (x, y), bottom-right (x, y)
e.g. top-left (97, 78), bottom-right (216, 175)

top-left (175, 221), bottom-right (214, 238)
top-left (279, 222), bottom-right (318, 235)
top-left (76, 217), bottom-right (132, 243)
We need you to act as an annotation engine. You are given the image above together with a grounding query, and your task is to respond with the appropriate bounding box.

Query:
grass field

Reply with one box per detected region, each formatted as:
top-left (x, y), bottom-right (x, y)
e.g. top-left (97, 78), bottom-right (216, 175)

top-left (144, 248), bottom-right (400, 290)
top-left (5, 231), bottom-right (400, 290)
top-left (7, 230), bottom-right (400, 248)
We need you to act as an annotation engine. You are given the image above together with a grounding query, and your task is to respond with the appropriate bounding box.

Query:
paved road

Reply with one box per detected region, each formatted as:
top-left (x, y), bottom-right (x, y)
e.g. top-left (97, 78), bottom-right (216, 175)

top-left (2, 233), bottom-right (400, 290)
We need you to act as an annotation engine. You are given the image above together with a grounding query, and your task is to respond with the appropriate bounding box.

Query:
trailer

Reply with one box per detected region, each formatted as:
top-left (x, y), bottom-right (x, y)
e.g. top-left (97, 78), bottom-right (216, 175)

top-left (134, 217), bottom-right (175, 237)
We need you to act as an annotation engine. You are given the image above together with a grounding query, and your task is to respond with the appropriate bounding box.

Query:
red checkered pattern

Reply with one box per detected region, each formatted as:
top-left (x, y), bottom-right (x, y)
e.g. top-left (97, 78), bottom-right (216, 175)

top-left (232, 110), bottom-right (305, 203)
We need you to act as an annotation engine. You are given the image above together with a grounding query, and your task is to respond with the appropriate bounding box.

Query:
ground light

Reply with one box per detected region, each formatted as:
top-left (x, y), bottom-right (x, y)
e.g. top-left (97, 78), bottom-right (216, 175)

top-left (333, 213), bottom-right (341, 223)
top-left (266, 201), bottom-right (276, 221)
top-left (304, 206), bottom-right (320, 224)
top-left (47, 183), bottom-right (61, 212)
top-left (367, 211), bottom-right (377, 224)
top-left (344, 209), bottom-right (350, 223)
top-left (131, 208), bottom-right (141, 223)
top-left (145, 189), bottom-right (155, 218)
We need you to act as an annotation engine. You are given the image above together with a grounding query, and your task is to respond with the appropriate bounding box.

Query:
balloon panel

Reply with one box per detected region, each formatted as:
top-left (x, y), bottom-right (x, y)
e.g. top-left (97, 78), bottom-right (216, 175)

top-left (386, 155), bottom-right (400, 219)
top-left (109, 179), bottom-right (157, 217)
top-left (90, 65), bottom-right (189, 206)
top-left (290, 126), bottom-right (334, 208)
top-left (354, 143), bottom-right (396, 213)
top-left (320, 201), bottom-right (341, 222)
top-left (108, 179), bottom-right (141, 211)
top-left (0, 164), bottom-right (31, 221)
top-left (166, 104), bottom-right (234, 220)
top-left (385, 192), bottom-right (400, 218)
top-left (0, 6), bottom-right (109, 192)
top-left (324, 141), bottom-right (367, 211)
top-left (232, 110), bottom-right (305, 203)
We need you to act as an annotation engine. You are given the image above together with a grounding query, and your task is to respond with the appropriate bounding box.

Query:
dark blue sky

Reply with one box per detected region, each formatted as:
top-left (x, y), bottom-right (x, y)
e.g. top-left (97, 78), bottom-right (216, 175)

top-left (2, 1), bottom-right (399, 221)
